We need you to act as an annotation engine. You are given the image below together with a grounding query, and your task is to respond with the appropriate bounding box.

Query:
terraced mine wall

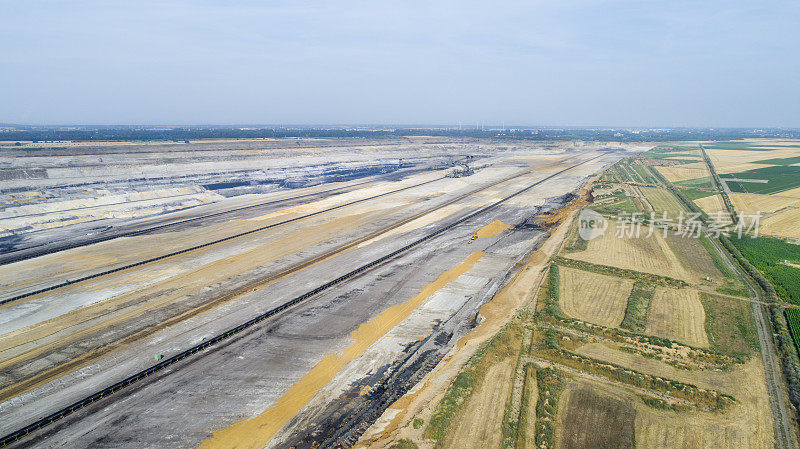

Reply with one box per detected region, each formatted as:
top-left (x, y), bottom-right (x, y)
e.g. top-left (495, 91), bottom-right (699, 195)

top-left (0, 138), bottom-right (494, 244)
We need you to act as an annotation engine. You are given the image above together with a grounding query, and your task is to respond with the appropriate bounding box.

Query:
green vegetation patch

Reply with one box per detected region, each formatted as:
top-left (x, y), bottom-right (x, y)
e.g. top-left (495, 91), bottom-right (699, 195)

top-left (541, 265), bottom-right (563, 318)
top-left (534, 367), bottom-right (562, 449)
top-left (619, 281), bottom-right (656, 333)
top-left (553, 257), bottom-right (687, 288)
top-left (678, 187), bottom-right (716, 202)
top-left (715, 284), bottom-right (749, 297)
top-left (722, 165), bottom-right (800, 194)
top-left (563, 217), bottom-right (588, 253)
top-left (701, 293), bottom-right (758, 358)
top-left (640, 395), bottom-right (690, 412)
top-left (425, 371), bottom-right (477, 441)
top-left (729, 236), bottom-right (800, 304)
top-left (516, 365), bottom-right (537, 449)
top-left (674, 176), bottom-right (714, 189)
top-left (390, 439), bottom-right (419, 449)
top-left (784, 309), bottom-right (800, 356)
top-left (611, 164), bottom-right (633, 183)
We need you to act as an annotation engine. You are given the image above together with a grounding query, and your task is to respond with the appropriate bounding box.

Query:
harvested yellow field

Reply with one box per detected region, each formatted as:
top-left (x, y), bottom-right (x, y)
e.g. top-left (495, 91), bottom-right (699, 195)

top-left (441, 358), bottom-right (515, 449)
top-left (557, 382), bottom-right (636, 449)
top-left (705, 148), bottom-right (800, 174)
top-left (559, 266), bottom-right (633, 327)
top-left (714, 161), bottom-right (775, 174)
top-left (634, 362), bottom-right (773, 448)
top-left (748, 145), bottom-right (800, 150)
top-left (693, 194), bottom-right (730, 220)
top-left (774, 186), bottom-right (800, 199)
top-left (646, 287), bottom-right (709, 348)
top-left (706, 148), bottom-right (800, 160)
top-left (655, 164), bottom-right (708, 183)
top-left (760, 207), bottom-right (800, 239)
top-left (727, 191), bottom-right (800, 238)
top-left (564, 221), bottom-right (690, 281)
top-left (665, 234), bottom-right (726, 282)
top-left (635, 407), bottom-right (769, 448)
top-left (729, 193), bottom-right (800, 214)
top-left (639, 186), bottom-right (684, 217)
top-left (742, 139), bottom-right (800, 146)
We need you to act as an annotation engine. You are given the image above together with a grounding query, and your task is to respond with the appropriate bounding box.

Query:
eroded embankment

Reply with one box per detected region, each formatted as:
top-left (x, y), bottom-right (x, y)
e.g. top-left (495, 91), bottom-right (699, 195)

top-left (356, 180), bottom-right (595, 448)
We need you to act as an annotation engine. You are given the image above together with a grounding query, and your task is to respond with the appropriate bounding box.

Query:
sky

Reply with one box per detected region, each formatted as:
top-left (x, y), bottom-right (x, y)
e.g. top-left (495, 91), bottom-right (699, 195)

top-left (1, 0), bottom-right (798, 127)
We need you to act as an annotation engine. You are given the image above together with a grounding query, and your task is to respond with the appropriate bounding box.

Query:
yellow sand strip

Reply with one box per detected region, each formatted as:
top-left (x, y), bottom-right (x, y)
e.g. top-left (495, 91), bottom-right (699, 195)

top-left (196, 251), bottom-right (485, 449)
top-left (474, 220), bottom-right (512, 238)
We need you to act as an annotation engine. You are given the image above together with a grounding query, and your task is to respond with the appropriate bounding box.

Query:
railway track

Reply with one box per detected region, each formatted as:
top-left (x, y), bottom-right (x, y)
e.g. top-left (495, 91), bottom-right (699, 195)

top-left (0, 153), bottom-right (607, 447)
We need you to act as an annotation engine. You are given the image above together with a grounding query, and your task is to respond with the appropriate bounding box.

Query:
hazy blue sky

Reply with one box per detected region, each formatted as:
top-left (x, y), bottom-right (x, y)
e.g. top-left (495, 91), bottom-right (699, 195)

top-left (1, 1), bottom-right (798, 127)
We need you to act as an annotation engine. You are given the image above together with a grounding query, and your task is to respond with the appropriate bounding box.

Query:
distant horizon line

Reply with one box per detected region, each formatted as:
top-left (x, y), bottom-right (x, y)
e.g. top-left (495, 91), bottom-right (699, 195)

top-left (2, 123), bottom-right (798, 131)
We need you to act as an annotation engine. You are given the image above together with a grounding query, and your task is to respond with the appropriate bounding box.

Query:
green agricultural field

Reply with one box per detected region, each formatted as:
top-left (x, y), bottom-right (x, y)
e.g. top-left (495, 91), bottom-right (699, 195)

top-left (730, 236), bottom-right (800, 304)
top-left (674, 176), bottom-right (714, 190)
top-left (754, 155), bottom-right (800, 165)
top-left (677, 187), bottom-right (715, 202)
top-left (645, 147), bottom-right (692, 158)
top-left (785, 309), bottom-right (800, 355)
top-left (721, 165), bottom-right (800, 194)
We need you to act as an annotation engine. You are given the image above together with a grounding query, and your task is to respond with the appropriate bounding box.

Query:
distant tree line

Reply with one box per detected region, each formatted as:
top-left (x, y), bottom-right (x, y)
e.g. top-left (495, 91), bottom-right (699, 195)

top-left (0, 127), bottom-right (798, 143)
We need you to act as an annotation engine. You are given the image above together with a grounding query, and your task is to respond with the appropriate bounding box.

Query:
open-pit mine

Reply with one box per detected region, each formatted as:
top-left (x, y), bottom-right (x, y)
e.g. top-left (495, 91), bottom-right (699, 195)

top-left (0, 137), bottom-right (629, 448)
